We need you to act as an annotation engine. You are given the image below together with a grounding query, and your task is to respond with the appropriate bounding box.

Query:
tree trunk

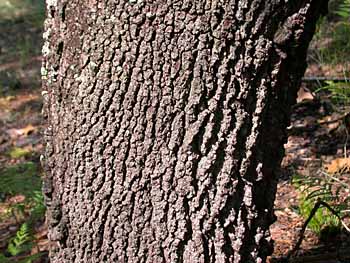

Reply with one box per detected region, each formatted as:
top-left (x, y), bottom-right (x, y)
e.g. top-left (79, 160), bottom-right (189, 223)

top-left (42, 1), bottom-right (327, 262)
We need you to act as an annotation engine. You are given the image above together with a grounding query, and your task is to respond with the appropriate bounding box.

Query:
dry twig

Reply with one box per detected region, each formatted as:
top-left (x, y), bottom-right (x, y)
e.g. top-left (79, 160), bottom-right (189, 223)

top-left (285, 199), bottom-right (350, 262)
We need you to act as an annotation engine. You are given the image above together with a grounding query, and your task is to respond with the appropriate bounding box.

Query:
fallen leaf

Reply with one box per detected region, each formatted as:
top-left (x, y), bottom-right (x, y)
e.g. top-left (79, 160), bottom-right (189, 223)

top-left (21, 124), bottom-right (37, 136)
top-left (6, 124), bottom-right (37, 138)
top-left (297, 87), bottom-right (314, 103)
top-left (325, 158), bottom-right (350, 174)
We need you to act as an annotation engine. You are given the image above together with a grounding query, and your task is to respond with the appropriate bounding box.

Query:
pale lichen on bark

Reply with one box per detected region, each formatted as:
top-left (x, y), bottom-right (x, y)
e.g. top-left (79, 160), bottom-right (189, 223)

top-left (42, 0), bottom-right (328, 262)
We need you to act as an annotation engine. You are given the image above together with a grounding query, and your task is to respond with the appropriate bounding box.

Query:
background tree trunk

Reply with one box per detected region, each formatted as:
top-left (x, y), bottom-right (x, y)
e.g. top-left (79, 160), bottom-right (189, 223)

top-left (42, 1), bottom-right (327, 262)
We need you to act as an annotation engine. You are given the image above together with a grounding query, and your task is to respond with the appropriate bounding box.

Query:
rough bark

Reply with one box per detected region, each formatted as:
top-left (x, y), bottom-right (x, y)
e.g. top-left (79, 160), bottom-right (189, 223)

top-left (42, 0), bottom-right (327, 262)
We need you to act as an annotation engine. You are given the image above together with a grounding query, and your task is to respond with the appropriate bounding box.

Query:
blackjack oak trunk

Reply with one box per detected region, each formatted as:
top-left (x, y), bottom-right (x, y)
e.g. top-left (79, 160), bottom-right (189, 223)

top-left (42, 0), bottom-right (327, 262)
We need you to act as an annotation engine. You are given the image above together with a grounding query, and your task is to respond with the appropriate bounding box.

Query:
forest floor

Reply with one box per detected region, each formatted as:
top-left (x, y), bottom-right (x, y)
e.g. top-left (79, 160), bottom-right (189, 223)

top-left (268, 86), bottom-right (350, 262)
top-left (0, 1), bottom-right (350, 262)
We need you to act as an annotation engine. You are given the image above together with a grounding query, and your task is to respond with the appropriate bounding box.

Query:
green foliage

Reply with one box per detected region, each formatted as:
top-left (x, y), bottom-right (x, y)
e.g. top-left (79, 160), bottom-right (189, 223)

top-left (0, 222), bottom-right (44, 262)
top-left (297, 192), bottom-right (340, 234)
top-left (319, 22), bottom-right (350, 64)
top-left (334, 0), bottom-right (350, 19)
top-left (7, 223), bottom-right (33, 256)
top-left (0, 162), bottom-right (41, 199)
top-left (311, 0), bottom-right (350, 65)
top-left (0, 0), bottom-right (45, 26)
top-left (0, 251), bottom-right (44, 263)
top-left (28, 190), bottom-right (46, 222)
top-left (293, 171), bottom-right (350, 235)
top-left (17, 253), bottom-right (44, 263)
top-left (26, 0), bottom-right (45, 28)
top-left (17, 37), bottom-right (33, 66)
top-left (0, 162), bottom-right (46, 222)
top-left (0, 253), bottom-right (10, 263)
top-left (7, 147), bottom-right (32, 159)
top-left (306, 14), bottom-right (350, 232)
top-left (316, 81), bottom-right (350, 105)
top-left (0, 71), bottom-right (21, 96)
top-left (0, 184), bottom-right (45, 262)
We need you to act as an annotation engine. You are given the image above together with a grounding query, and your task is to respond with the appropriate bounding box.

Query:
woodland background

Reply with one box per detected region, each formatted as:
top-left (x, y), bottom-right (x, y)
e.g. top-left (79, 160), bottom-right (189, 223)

top-left (0, 0), bottom-right (349, 262)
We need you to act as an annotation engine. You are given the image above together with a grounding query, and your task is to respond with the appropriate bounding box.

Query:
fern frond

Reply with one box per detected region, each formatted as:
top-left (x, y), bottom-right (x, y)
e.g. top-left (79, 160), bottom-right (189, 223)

top-left (335, 0), bottom-right (350, 19)
top-left (7, 223), bottom-right (33, 256)
top-left (293, 168), bottom-right (349, 235)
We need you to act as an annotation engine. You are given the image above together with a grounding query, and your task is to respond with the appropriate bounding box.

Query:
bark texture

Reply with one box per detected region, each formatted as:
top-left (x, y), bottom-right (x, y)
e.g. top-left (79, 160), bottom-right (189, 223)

top-left (42, 0), bottom-right (327, 262)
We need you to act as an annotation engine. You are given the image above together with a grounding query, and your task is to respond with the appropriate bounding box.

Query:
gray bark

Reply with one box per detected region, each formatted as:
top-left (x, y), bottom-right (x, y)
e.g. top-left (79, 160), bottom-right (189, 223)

top-left (42, 0), bottom-right (327, 262)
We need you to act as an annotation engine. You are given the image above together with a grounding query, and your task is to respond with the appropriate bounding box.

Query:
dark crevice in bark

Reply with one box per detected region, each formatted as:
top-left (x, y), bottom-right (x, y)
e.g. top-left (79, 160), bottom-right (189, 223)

top-left (220, 191), bottom-right (241, 246)
top-left (211, 6), bottom-right (225, 32)
top-left (189, 113), bottom-right (210, 194)
top-left (237, 205), bottom-right (255, 261)
top-left (208, 139), bottom-right (227, 201)
top-left (198, 232), bottom-right (209, 262)
top-left (60, 4), bottom-right (66, 22)
top-left (204, 110), bottom-right (224, 156)
top-left (176, 197), bottom-right (193, 263)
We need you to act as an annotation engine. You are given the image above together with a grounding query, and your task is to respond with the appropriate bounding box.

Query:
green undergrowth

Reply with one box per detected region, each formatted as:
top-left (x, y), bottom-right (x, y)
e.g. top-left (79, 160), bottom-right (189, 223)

top-left (0, 161), bottom-right (45, 223)
top-left (2, 221), bottom-right (45, 261)
top-left (0, 71), bottom-right (21, 97)
top-left (7, 222), bottom-right (34, 256)
top-left (7, 147), bottom-right (32, 159)
top-left (311, 0), bottom-right (350, 66)
top-left (0, 162), bottom-right (41, 200)
top-left (0, 253), bottom-right (43, 263)
top-left (292, 171), bottom-right (349, 237)
top-left (0, 0), bottom-right (45, 26)
top-left (317, 22), bottom-right (350, 65)
top-left (316, 80), bottom-right (350, 106)
top-left (0, 162), bottom-right (45, 262)
top-left (0, 0), bottom-right (45, 68)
